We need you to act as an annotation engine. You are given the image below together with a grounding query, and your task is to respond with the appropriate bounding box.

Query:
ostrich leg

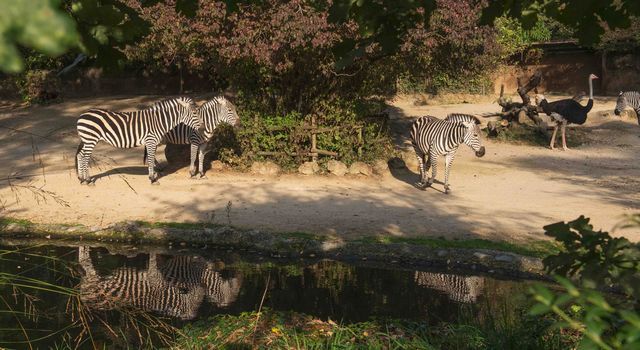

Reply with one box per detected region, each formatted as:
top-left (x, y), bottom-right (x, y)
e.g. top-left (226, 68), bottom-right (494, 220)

top-left (549, 124), bottom-right (558, 150)
top-left (561, 120), bottom-right (568, 151)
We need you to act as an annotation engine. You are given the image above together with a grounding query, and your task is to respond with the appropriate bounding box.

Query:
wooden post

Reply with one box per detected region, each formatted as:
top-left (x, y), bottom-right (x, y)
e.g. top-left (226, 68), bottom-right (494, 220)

top-left (311, 114), bottom-right (318, 162)
top-left (357, 127), bottom-right (363, 158)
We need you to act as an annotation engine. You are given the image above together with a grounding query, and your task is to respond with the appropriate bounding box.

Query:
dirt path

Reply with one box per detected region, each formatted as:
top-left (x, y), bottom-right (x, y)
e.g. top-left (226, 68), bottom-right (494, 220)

top-left (0, 95), bottom-right (638, 243)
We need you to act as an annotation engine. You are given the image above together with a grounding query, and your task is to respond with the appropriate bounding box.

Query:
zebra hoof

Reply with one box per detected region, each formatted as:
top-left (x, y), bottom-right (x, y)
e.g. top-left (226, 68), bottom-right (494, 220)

top-left (86, 178), bottom-right (96, 186)
top-left (444, 187), bottom-right (451, 194)
top-left (199, 174), bottom-right (208, 180)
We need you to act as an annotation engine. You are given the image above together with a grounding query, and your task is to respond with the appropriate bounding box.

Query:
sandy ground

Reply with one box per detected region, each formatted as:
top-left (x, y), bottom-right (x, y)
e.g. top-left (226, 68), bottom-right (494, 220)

top-left (0, 94), bottom-right (638, 244)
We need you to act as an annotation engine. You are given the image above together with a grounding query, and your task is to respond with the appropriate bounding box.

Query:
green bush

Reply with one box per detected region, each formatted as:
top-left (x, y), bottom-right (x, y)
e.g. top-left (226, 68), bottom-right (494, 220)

top-left (529, 215), bottom-right (640, 350)
top-left (215, 99), bottom-right (393, 170)
top-left (17, 69), bottom-right (62, 104)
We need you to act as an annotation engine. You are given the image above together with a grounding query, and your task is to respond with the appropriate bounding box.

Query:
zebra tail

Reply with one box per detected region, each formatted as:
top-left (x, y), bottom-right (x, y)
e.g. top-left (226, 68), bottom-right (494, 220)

top-left (75, 141), bottom-right (83, 175)
top-left (143, 146), bottom-right (148, 165)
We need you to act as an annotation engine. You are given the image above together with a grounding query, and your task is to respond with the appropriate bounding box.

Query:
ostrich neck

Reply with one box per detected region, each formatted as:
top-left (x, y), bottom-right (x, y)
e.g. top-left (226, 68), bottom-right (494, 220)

top-left (588, 77), bottom-right (594, 100)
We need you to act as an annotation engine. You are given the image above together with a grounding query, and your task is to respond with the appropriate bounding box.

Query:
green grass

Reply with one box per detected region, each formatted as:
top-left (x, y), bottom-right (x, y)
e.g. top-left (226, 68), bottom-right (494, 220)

top-left (0, 217), bottom-right (557, 258)
top-left (135, 221), bottom-right (224, 230)
top-left (173, 308), bottom-right (579, 350)
top-left (0, 217), bottom-right (34, 228)
top-left (358, 236), bottom-right (560, 258)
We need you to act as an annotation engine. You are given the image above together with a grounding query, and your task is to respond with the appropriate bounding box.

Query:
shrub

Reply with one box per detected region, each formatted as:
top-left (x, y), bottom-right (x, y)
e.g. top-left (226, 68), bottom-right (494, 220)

top-left (529, 215), bottom-right (640, 350)
top-left (18, 69), bottom-right (62, 104)
top-left (215, 99), bottom-right (393, 170)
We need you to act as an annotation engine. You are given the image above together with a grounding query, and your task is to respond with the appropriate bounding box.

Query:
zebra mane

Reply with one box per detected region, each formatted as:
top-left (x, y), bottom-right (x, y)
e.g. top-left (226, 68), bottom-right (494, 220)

top-left (620, 91), bottom-right (640, 98)
top-left (446, 113), bottom-right (481, 125)
top-left (145, 97), bottom-right (195, 112)
top-left (200, 96), bottom-right (229, 110)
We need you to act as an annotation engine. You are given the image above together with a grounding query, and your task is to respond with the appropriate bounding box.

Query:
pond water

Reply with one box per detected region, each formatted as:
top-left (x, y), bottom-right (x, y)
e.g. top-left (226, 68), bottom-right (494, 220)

top-left (0, 242), bottom-right (538, 349)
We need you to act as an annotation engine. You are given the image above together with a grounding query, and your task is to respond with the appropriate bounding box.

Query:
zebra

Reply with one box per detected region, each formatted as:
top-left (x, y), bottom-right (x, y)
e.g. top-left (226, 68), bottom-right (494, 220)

top-left (142, 96), bottom-right (240, 178)
top-left (614, 91), bottom-right (640, 125)
top-left (75, 96), bottom-right (200, 184)
top-left (414, 271), bottom-right (484, 303)
top-left (410, 116), bottom-right (485, 194)
top-left (77, 247), bottom-right (242, 320)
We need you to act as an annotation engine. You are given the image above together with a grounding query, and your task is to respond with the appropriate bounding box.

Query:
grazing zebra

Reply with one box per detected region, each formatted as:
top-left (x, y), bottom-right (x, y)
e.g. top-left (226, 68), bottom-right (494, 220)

top-left (143, 96), bottom-right (240, 178)
top-left (614, 91), bottom-right (640, 124)
top-left (410, 116), bottom-right (485, 194)
top-left (78, 247), bottom-right (242, 320)
top-left (414, 271), bottom-right (484, 303)
top-left (75, 97), bottom-right (199, 184)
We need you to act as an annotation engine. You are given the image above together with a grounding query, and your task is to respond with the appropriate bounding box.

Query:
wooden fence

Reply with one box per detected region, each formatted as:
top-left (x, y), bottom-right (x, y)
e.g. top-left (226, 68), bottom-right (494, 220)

top-left (252, 114), bottom-right (379, 162)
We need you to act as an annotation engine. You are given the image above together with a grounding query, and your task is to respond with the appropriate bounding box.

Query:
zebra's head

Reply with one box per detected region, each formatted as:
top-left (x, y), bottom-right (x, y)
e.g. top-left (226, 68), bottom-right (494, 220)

top-left (462, 121), bottom-right (485, 157)
top-left (614, 91), bottom-right (629, 116)
top-left (198, 96), bottom-right (240, 139)
top-left (176, 97), bottom-right (201, 129)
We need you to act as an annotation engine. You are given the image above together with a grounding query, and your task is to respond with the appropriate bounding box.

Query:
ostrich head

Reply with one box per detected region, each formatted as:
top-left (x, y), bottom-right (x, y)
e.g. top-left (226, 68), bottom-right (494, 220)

top-left (589, 74), bottom-right (599, 80)
top-left (534, 94), bottom-right (546, 106)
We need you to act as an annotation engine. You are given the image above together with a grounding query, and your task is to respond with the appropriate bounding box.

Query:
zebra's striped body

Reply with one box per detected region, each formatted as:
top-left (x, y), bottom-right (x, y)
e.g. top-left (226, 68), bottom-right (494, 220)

top-left (614, 91), bottom-right (640, 124)
top-left (78, 247), bottom-right (242, 320)
top-left (143, 96), bottom-right (239, 178)
top-left (410, 116), bottom-right (485, 194)
top-left (414, 271), bottom-right (484, 303)
top-left (75, 97), bottom-right (199, 184)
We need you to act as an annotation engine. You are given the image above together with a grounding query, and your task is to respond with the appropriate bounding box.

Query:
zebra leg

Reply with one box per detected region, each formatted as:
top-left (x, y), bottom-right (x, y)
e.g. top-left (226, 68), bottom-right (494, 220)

top-left (427, 150), bottom-right (439, 188)
top-left (444, 152), bottom-right (456, 194)
top-left (146, 142), bottom-right (160, 184)
top-left (143, 147), bottom-right (164, 172)
top-left (413, 148), bottom-right (427, 187)
top-left (197, 144), bottom-right (207, 179)
top-left (189, 143), bottom-right (199, 178)
top-left (78, 142), bottom-right (96, 184)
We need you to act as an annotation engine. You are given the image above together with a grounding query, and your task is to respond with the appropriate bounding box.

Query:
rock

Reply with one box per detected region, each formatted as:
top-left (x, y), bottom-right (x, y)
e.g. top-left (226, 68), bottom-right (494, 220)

top-left (473, 252), bottom-right (491, 260)
top-left (326, 160), bottom-right (348, 176)
top-left (437, 250), bottom-right (448, 257)
top-left (495, 254), bottom-right (515, 263)
top-left (388, 157), bottom-right (406, 169)
top-left (251, 161), bottom-right (281, 176)
top-left (373, 159), bottom-right (389, 175)
top-left (348, 161), bottom-right (373, 176)
top-left (298, 161), bottom-right (319, 175)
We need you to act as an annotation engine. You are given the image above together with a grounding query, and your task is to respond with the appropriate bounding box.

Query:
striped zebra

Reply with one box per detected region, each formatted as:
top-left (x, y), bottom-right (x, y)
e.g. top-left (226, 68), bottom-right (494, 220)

top-left (75, 97), bottom-right (200, 184)
top-left (614, 91), bottom-right (640, 124)
top-left (410, 116), bottom-right (485, 194)
top-left (78, 247), bottom-right (242, 320)
top-left (143, 96), bottom-right (240, 178)
top-left (414, 271), bottom-right (484, 303)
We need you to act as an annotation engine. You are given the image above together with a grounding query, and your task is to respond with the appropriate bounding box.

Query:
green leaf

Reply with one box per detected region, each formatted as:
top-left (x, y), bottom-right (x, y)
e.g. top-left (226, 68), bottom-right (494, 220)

top-left (529, 303), bottom-right (551, 316)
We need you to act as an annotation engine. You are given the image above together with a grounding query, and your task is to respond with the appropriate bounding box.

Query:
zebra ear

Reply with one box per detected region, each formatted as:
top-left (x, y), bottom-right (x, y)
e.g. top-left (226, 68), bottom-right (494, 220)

top-left (462, 121), bottom-right (475, 129)
top-left (619, 91), bottom-right (623, 96)
top-left (471, 116), bottom-right (481, 125)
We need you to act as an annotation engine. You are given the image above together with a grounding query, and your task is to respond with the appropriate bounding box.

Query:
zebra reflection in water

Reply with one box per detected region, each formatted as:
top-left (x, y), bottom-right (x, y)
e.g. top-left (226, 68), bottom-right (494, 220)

top-left (77, 247), bottom-right (242, 320)
top-left (414, 271), bottom-right (484, 303)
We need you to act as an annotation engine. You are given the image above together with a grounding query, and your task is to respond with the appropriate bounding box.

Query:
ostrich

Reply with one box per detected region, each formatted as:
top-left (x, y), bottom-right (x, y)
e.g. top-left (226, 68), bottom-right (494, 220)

top-left (535, 74), bottom-right (599, 150)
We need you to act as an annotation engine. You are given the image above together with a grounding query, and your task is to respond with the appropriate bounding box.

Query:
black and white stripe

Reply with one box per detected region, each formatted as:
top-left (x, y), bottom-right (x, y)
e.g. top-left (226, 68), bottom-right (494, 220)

top-left (78, 247), bottom-right (242, 320)
top-left (75, 97), bottom-right (199, 184)
top-left (414, 271), bottom-right (484, 303)
top-left (143, 96), bottom-right (240, 178)
top-left (410, 116), bottom-right (485, 194)
top-left (614, 91), bottom-right (640, 124)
